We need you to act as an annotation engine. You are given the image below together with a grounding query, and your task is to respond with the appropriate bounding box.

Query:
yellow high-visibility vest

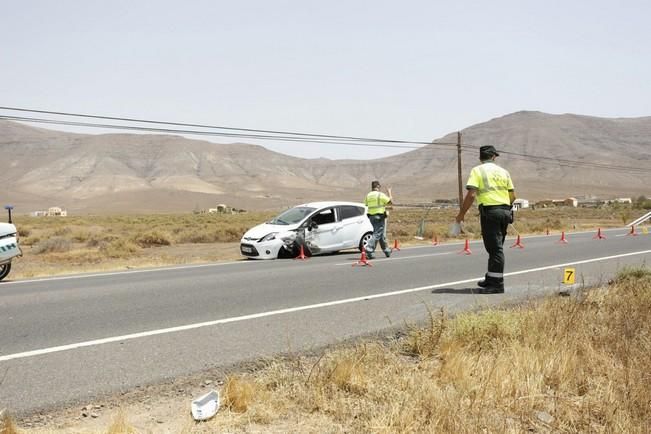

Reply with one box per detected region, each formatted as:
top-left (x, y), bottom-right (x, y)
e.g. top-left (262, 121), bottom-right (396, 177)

top-left (364, 191), bottom-right (391, 215)
top-left (466, 162), bottom-right (514, 206)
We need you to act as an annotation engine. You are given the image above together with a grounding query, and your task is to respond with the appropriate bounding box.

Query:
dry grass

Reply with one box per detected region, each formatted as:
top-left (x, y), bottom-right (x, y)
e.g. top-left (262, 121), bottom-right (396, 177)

top-left (223, 376), bottom-right (260, 413)
top-left (1, 409), bottom-right (19, 434)
top-left (105, 411), bottom-right (138, 434)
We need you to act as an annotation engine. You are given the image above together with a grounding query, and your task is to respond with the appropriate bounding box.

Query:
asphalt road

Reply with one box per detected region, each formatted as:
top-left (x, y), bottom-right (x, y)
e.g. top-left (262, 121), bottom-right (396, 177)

top-left (1, 227), bottom-right (650, 415)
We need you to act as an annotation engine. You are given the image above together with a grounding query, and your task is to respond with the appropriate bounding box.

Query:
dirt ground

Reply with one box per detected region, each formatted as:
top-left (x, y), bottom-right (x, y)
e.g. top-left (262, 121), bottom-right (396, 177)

top-left (10, 242), bottom-right (245, 281)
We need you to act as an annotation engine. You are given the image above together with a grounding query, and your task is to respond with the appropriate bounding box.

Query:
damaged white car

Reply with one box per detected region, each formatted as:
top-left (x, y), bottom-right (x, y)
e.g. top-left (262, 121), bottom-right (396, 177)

top-left (240, 201), bottom-right (374, 259)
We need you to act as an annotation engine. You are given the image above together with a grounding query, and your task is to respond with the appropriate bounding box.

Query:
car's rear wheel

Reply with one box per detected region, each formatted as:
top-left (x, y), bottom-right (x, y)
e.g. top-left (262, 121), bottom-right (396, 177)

top-left (359, 232), bottom-right (373, 251)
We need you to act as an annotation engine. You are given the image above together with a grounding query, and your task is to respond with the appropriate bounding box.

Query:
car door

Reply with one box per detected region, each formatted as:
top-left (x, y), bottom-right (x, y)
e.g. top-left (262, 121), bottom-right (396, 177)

top-left (337, 205), bottom-right (367, 248)
top-left (304, 207), bottom-right (343, 251)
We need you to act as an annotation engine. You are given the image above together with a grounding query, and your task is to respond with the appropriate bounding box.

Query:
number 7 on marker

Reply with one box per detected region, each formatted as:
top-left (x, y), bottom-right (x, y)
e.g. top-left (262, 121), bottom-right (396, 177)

top-left (563, 268), bottom-right (576, 285)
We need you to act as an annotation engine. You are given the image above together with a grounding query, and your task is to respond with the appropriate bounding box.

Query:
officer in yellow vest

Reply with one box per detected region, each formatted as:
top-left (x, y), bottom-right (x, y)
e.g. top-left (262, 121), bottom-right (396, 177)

top-left (364, 180), bottom-right (393, 259)
top-left (456, 146), bottom-right (516, 293)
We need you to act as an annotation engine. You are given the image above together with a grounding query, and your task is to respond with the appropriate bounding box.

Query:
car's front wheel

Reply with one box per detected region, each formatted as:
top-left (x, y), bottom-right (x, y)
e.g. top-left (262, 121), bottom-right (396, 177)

top-left (359, 232), bottom-right (373, 252)
top-left (0, 262), bottom-right (11, 282)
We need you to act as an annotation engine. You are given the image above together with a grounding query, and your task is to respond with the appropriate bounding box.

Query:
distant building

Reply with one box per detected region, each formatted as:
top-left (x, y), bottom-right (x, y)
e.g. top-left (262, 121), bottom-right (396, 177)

top-left (32, 207), bottom-right (68, 217)
top-left (535, 197), bottom-right (578, 208)
top-left (564, 197), bottom-right (578, 207)
top-left (599, 197), bottom-right (633, 206)
top-left (47, 207), bottom-right (67, 216)
top-left (512, 198), bottom-right (529, 210)
top-left (201, 204), bottom-right (246, 214)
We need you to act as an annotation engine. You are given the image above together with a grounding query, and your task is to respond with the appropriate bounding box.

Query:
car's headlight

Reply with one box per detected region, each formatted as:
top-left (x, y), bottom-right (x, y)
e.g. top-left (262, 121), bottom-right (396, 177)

top-left (259, 232), bottom-right (278, 242)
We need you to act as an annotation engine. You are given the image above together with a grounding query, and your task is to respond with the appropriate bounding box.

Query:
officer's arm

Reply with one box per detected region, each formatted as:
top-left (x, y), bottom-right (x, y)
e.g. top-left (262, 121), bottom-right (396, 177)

top-left (456, 188), bottom-right (477, 223)
top-left (509, 190), bottom-right (516, 205)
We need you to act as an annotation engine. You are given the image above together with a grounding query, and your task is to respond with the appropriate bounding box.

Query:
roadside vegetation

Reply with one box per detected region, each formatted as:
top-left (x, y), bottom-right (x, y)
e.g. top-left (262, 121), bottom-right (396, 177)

top-left (4, 266), bottom-right (650, 433)
top-left (8, 206), bottom-right (639, 279)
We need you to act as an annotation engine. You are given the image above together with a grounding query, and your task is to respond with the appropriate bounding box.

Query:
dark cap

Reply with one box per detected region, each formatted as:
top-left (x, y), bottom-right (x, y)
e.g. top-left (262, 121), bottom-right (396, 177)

top-left (371, 180), bottom-right (381, 189)
top-left (480, 145), bottom-right (499, 159)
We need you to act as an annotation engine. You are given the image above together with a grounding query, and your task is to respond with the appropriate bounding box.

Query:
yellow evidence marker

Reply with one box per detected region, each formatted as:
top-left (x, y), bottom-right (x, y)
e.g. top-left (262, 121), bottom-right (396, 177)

top-left (563, 267), bottom-right (576, 285)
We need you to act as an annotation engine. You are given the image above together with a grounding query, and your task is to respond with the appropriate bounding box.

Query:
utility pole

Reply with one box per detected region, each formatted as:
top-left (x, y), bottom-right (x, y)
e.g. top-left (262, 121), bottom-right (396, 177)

top-left (457, 132), bottom-right (463, 206)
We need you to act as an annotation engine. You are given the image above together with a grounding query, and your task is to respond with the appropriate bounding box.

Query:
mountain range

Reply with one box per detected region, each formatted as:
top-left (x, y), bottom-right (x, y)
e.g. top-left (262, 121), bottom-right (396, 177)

top-left (1, 111), bottom-right (649, 213)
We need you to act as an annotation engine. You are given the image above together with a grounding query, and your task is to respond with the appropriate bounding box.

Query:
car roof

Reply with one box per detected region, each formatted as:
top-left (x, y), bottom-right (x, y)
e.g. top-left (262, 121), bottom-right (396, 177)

top-left (295, 201), bottom-right (366, 209)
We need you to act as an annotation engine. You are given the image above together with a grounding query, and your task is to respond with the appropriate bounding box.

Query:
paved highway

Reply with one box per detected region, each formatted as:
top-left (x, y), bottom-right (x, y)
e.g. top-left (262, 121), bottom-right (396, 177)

top-left (1, 228), bottom-right (650, 415)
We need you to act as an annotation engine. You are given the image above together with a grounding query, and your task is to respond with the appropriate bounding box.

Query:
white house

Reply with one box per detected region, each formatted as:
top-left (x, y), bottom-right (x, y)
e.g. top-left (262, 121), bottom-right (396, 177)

top-left (512, 198), bottom-right (529, 210)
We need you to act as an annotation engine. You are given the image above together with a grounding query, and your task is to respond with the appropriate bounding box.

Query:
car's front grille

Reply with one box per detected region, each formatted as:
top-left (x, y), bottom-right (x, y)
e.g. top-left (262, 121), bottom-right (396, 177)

top-left (240, 243), bottom-right (259, 257)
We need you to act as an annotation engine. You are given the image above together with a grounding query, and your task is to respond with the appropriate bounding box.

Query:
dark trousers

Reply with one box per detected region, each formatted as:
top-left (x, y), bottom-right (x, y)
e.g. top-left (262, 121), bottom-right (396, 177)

top-left (479, 205), bottom-right (511, 284)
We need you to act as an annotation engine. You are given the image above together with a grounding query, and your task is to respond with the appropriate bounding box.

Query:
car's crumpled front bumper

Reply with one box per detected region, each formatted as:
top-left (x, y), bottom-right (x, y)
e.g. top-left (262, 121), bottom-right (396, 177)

top-left (240, 230), bottom-right (322, 259)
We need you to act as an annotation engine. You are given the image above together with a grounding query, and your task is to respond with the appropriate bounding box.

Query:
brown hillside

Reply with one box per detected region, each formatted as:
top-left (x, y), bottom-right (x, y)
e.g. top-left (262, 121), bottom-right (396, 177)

top-left (1, 111), bottom-right (649, 213)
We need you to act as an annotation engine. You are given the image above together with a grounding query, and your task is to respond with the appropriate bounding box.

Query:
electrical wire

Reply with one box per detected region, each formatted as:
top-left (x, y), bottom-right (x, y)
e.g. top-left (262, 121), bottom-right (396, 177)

top-left (0, 105), bottom-right (458, 147)
top-left (1, 107), bottom-right (649, 174)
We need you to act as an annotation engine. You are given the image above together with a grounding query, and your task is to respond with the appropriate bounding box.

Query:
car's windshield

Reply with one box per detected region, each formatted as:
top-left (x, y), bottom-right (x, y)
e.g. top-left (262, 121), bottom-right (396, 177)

top-left (269, 206), bottom-right (316, 225)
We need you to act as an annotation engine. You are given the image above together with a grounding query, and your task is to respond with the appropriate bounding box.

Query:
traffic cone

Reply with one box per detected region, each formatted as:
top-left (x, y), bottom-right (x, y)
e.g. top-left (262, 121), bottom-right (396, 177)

top-left (558, 231), bottom-right (568, 244)
top-left (593, 228), bottom-right (606, 240)
top-left (353, 250), bottom-right (373, 267)
top-left (458, 239), bottom-right (472, 255)
top-left (432, 235), bottom-right (439, 246)
top-left (294, 244), bottom-right (308, 260)
top-left (510, 234), bottom-right (524, 248)
top-left (626, 225), bottom-right (638, 236)
top-left (392, 239), bottom-right (401, 251)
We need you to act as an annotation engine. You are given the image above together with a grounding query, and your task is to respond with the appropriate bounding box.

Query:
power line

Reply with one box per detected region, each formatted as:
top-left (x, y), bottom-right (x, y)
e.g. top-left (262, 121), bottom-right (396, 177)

top-left (469, 149), bottom-right (651, 173)
top-left (0, 105), bottom-right (458, 148)
top-left (0, 115), bottom-right (458, 151)
top-left (1, 107), bottom-right (649, 174)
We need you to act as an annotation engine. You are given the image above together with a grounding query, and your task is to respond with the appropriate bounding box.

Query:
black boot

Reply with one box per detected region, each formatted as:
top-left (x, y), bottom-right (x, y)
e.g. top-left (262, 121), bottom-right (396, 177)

top-left (479, 277), bottom-right (504, 294)
top-left (477, 273), bottom-right (491, 288)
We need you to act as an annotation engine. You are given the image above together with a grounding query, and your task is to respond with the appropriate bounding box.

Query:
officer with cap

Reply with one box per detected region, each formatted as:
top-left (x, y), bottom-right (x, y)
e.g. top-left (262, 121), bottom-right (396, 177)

top-left (455, 146), bottom-right (516, 293)
top-left (364, 180), bottom-right (393, 259)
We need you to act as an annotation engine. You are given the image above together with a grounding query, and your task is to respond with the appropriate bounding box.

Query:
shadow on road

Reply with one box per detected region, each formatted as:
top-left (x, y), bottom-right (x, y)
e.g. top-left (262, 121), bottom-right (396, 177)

top-left (431, 287), bottom-right (479, 294)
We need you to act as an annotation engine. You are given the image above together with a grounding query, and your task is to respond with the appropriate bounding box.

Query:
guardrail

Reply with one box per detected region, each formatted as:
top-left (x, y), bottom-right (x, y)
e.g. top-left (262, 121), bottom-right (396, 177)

top-left (628, 210), bottom-right (651, 227)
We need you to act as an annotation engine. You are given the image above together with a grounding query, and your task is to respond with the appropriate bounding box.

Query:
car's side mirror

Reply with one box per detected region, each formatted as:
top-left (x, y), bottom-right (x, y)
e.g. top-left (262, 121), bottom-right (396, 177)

top-left (308, 220), bottom-right (318, 231)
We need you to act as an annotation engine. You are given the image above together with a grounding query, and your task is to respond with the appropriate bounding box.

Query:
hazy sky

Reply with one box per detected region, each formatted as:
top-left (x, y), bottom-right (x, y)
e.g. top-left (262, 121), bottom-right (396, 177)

top-left (2, 1), bottom-right (649, 159)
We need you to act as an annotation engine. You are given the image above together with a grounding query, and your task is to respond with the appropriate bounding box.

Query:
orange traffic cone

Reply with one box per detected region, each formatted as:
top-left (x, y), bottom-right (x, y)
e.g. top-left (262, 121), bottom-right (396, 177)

top-left (294, 244), bottom-right (308, 260)
top-left (392, 239), bottom-right (401, 251)
top-left (558, 231), bottom-right (568, 244)
top-left (510, 234), bottom-right (524, 248)
top-left (593, 228), bottom-right (606, 240)
top-left (458, 239), bottom-right (472, 255)
top-left (432, 235), bottom-right (439, 246)
top-left (353, 250), bottom-right (373, 267)
top-left (627, 225), bottom-right (638, 236)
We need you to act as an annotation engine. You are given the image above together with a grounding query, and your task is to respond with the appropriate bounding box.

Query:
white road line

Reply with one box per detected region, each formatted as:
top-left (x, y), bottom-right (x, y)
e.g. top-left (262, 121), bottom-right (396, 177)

top-left (2, 249), bottom-right (650, 363)
top-left (335, 251), bottom-right (452, 265)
